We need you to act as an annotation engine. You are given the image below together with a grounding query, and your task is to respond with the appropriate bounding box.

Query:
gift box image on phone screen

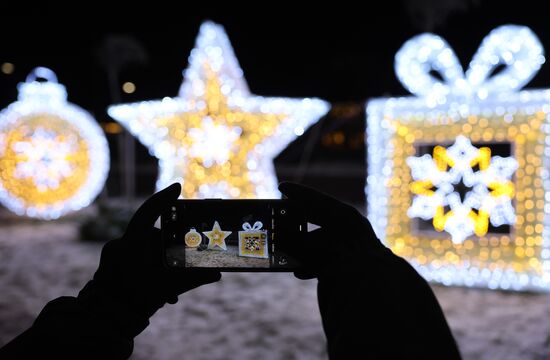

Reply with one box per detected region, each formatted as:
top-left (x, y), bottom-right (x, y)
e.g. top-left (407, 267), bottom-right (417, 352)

top-left (238, 221), bottom-right (269, 259)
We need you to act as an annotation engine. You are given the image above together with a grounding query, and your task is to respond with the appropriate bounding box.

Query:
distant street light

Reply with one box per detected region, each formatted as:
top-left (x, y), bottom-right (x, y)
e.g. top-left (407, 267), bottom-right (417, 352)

top-left (122, 81), bottom-right (136, 94)
top-left (1, 62), bottom-right (14, 74)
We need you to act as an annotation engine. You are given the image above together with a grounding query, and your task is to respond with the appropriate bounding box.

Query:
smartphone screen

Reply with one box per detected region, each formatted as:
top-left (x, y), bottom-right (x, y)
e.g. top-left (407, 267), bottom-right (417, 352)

top-left (162, 199), bottom-right (306, 271)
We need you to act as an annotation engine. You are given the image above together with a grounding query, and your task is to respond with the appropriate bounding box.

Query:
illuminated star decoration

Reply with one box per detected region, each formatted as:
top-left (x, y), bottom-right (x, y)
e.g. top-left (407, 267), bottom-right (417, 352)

top-left (0, 67), bottom-right (110, 219)
top-left (407, 135), bottom-right (518, 244)
top-left (108, 21), bottom-right (329, 199)
top-left (203, 221), bottom-right (232, 250)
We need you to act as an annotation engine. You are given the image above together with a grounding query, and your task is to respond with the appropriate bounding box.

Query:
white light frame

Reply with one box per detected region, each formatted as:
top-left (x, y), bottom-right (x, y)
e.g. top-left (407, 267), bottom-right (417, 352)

top-left (366, 25), bottom-right (550, 291)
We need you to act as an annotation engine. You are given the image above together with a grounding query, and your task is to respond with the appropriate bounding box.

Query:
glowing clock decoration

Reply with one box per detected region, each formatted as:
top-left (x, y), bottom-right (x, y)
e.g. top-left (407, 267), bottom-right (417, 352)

top-left (366, 25), bottom-right (550, 291)
top-left (0, 67), bottom-right (110, 219)
top-left (108, 21), bottom-right (329, 199)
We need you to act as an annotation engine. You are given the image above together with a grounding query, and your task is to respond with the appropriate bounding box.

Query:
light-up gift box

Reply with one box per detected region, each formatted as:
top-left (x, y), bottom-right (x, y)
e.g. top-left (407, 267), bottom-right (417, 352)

top-left (366, 25), bottom-right (550, 291)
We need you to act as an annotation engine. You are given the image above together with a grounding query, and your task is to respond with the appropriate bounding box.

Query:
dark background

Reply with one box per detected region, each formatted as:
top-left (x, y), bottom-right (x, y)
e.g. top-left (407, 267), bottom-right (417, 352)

top-left (1, 0), bottom-right (548, 204)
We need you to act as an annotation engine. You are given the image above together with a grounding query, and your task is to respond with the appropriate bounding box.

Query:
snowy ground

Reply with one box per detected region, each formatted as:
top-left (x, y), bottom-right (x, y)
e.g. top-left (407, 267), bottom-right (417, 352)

top-left (172, 245), bottom-right (271, 268)
top-left (1, 218), bottom-right (550, 359)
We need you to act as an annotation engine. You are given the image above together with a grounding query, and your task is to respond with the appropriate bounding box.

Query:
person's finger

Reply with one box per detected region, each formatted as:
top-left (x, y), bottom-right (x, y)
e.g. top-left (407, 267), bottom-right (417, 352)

top-left (127, 183), bottom-right (181, 234)
top-left (279, 182), bottom-right (355, 227)
top-left (168, 270), bottom-right (222, 296)
top-left (93, 239), bottom-right (124, 283)
top-left (288, 229), bottom-right (330, 280)
top-left (294, 269), bottom-right (317, 280)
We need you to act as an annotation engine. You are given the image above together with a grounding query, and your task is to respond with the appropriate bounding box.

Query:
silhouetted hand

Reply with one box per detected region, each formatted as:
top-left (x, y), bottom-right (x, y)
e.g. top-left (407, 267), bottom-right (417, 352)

top-left (278, 182), bottom-right (461, 359)
top-left (78, 183), bottom-right (221, 335)
top-left (278, 181), bottom-right (387, 280)
top-left (0, 184), bottom-right (222, 359)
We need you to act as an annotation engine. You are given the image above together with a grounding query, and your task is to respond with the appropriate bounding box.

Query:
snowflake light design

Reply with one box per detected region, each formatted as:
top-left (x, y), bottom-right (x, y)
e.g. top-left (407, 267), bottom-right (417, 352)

top-left (12, 127), bottom-right (77, 192)
top-left (407, 136), bottom-right (518, 244)
top-left (0, 67), bottom-right (109, 219)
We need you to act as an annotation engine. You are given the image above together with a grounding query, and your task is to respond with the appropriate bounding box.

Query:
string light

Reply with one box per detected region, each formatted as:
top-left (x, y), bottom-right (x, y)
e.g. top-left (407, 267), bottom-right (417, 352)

top-left (0, 67), bottom-right (110, 219)
top-left (108, 21), bottom-right (329, 199)
top-left (366, 25), bottom-right (550, 291)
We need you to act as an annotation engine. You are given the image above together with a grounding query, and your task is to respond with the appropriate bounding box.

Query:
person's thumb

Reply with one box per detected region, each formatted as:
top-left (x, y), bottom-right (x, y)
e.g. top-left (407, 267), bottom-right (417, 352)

top-left (278, 182), bottom-right (356, 228)
top-left (127, 183), bottom-right (181, 236)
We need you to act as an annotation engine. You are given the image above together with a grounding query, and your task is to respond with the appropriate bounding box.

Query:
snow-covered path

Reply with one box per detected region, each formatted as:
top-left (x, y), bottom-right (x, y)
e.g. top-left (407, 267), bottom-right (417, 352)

top-left (1, 220), bottom-right (550, 359)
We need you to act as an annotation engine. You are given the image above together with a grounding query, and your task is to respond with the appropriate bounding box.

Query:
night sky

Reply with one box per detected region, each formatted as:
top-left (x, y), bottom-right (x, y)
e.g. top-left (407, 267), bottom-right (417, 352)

top-left (1, 1), bottom-right (549, 199)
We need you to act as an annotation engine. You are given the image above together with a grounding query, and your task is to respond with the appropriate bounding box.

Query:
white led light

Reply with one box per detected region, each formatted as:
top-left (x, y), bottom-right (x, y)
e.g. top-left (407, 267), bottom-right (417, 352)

top-left (188, 117), bottom-right (241, 167)
top-left (367, 25), bottom-right (550, 291)
top-left (108, 21), bottom-right (329, 199)
top-left (395, 25), bottom-right (545, 103)
top-left (0, 67), bottom-right (110, 219)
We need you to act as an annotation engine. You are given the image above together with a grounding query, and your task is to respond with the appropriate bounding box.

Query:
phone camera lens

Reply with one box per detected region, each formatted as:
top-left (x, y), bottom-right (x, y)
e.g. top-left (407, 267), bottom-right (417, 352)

top-left (280, 209), bottom-right (286, 215)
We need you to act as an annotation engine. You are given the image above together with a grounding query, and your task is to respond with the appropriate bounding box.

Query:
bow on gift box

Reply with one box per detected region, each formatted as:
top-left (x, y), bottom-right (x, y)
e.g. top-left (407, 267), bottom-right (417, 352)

top-left (395, 25), bottom-right (545, 104)
top-left (242, 221), bottom-right (263, 231)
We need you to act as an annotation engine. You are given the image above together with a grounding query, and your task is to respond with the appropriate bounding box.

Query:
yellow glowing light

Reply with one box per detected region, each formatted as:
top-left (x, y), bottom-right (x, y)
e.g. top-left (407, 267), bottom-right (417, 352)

top-left (470, 210), bottom-right (490, 237)
top-left (1, 62), bottom-right (14, 75)
top-left (433, 207), bottom-right (452, 232)
top-left (410, 180), bottom-right (434, 196)
top-left (489, 181), bottom-right (515, 198)
top-left (433, 146), bottom-right (453, 169)
top-left (122, 81), bottom-right (136, 94)
top-left (103, 122), bottom-right (122, 134)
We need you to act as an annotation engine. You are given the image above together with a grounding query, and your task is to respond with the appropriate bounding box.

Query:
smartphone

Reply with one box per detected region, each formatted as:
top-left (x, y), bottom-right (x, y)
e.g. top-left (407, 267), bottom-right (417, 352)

top-left (161, 199), bottom-right (307, 271)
